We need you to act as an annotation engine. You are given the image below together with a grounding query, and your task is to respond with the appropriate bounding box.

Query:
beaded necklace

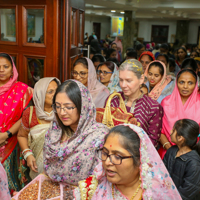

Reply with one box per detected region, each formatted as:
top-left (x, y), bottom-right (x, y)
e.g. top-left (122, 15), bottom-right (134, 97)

top-left (112, 181), bottom-right (141, 200)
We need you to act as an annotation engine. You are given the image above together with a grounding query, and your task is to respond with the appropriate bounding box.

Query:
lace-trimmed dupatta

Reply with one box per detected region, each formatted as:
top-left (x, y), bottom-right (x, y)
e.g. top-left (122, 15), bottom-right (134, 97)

top-left (74, 124), bottom-right (182, 200)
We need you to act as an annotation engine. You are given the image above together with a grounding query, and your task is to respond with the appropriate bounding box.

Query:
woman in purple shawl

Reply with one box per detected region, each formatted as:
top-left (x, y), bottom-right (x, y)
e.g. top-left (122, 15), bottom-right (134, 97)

top-left (108, 59), bottom-right (163, 148)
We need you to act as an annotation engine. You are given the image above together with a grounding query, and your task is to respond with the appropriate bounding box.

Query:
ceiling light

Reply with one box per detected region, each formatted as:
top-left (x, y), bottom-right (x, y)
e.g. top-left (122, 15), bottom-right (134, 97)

top-left (111, 10), bottom-right (116, 13)
top-left (120, 11), bottom-right (125, 14)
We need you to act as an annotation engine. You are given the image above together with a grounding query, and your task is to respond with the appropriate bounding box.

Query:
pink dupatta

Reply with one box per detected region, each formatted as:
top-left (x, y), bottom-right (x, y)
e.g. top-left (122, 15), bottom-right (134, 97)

top-left (144, 60), bottom-right (172, 100)
top-left (86, 57), bottom-right (110, 108)
top-left (159, 72), bottom-right (200, 158)
top-left (74, 124), bottom-right (182, 200)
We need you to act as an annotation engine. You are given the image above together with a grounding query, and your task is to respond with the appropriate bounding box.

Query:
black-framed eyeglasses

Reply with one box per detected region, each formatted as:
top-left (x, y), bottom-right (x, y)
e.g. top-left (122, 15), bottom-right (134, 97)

top-left (97, 70), bottom-right (113, 76)
top-left (97, 148), bottom-right (133, 165)
top-left (71, 70), bottom-right (88, 78)
top-left (52, 104), bottom-right (76, 113)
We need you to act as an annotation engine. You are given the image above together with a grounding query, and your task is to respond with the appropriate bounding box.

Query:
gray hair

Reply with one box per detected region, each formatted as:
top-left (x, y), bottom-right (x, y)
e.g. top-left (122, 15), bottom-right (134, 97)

top-left (119, 59), bottom-right (143, 79)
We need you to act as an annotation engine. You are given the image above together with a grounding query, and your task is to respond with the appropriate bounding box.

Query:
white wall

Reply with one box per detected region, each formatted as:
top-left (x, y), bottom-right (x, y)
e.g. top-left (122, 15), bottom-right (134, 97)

top-left (85, 15), bottom-right (111, 40)
top-left (188, 21), bottom-right (200, 44)
top-left (137, 20), bottom-right (177, 43)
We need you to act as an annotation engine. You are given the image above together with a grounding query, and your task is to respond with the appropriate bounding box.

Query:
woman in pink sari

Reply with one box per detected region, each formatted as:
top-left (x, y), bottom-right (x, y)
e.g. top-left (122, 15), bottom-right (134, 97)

top-left (73, 124), bottom-right (182, 200)
top-left (0, 53), bottom-right (33, 192)
top-left (159, 68), bottom-right (200, 159)
top-left (72, 57), bottom-right (110, 108)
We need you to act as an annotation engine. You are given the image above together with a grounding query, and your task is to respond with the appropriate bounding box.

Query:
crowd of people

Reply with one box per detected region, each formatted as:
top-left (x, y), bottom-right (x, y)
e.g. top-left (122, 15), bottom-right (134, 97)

top-left (0, 34), bottom-right (200, 200)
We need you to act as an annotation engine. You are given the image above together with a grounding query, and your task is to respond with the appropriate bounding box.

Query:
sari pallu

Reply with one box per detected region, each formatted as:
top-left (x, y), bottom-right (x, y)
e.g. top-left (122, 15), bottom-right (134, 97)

top-left (28, 106), bottom-right (51, 179)
top-left (0, 81), bottom-right (33, 163)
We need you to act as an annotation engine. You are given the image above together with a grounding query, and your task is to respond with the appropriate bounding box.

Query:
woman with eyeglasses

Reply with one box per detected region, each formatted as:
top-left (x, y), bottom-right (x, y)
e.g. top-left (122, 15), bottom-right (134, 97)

top-left (18, 77), bottom-right (60, 180)
top-left (72, 57), bottom-right (110, 108)
top-left (97, 61), bottom-right (121, 94)
top-left (73, 124), bottom-right (181, 200)
top-left (43, 80), bottom-right (109, 187)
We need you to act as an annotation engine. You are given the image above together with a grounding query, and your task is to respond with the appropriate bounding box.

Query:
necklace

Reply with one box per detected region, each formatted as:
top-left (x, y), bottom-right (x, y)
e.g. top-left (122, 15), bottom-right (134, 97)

top-left (112, 181), bottom-right (141, 200)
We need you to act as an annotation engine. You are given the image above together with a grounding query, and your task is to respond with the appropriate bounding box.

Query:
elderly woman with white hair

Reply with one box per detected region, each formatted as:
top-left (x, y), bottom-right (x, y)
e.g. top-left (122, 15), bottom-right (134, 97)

top-left (108, 59), bottom-right (164, 148)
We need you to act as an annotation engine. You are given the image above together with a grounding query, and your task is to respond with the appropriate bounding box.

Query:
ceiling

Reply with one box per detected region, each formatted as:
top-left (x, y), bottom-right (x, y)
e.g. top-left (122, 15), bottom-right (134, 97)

top-left (85, 0), bottom-right (200, 20)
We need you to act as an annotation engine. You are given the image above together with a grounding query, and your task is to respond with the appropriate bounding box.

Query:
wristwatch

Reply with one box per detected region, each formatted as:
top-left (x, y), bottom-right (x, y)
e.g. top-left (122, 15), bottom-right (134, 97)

top-left (6, 130), bottom-right (12, 138)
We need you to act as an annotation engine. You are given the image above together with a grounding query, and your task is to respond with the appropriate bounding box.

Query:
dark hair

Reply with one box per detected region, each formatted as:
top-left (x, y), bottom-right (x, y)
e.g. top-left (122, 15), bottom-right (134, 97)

top-left (106, 57), bottom-right (119, 67)
top-left (88, 35), bottom-right (94, 45)
top-left (136, 44), bottom-right (145, 51)
top-left (126, 51), bottom-right (137, 59)
top-left (177, 68), bottom-right (197, 82)
top-left (73, 57), bottom-right (88, 69)
top-left (173, 119), bottom-right (200, 155)
top-left (140, 54), bottom-right (154, 62)
top-left (177, 47), bottom-right (187, 61)
top-left (156, 53), bottom-right (169, 64)
top-left (92, 54), bottom-right (105, 64)
top-left (126, 47), bottom-right (135, 53)
top-left (98, 61), bottom-right (115, 72)
top-left (148, 61), bottom-right (164, 76)
top-left (111, 43), bottom-right (117, 48)
top-left (106, 48), bottom-right (116, 59)
top-left (0, 53), bottom-right (13, 67)
top-left (104, 125), bottom-right (140, 166)
top-left (53, 80), bottom-right (81, 136)
top-left (160, 43), bottom-right (169, 51)
top-left (191, 44), bottom-right (198, 52)
top-left (190, 51), bottom-right (199, 57)
top-left (181, 58), bottom-right (198, 72)
top-left (168, 58), bottom-right (176, 68)
top-left (91, 39), bottom-right (101, 54)
top-left (140, 83), bottom-right (148, 90)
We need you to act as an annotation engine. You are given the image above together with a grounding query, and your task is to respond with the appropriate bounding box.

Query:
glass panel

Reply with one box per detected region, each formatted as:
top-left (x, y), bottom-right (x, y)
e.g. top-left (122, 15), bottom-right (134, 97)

top-left (27, 9), bottom-right (44, 43)
top-left (0, 9), bottom-right (16, 42)
top-left (79, 13), bottom-right (82, 44)
top-left (27, 58), bottom-right (44, 88)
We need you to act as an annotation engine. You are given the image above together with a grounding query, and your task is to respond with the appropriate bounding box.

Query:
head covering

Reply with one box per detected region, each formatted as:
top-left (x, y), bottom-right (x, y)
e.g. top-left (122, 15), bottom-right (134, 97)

top-left (43, 80), bottom-right (109, 185)
top-left (144, 60), bottom-right (172, 100)
top-left (74, 124), bottom-right (182, 200)
top-left (161, 71), bottom-right (200, 144)
top-left (107, 62), bottom-right (121, 94)
top-left (113, 37), bottom-right (123, 53)
top-left (0, 53), bottom-right (18, 96)
top-left (86, 57), bottom-right (110, 107)
top-left (138, 51), bottom-right (155, 61)
top-left (33, 77), bottom-right (61, 121)
top-left (146, 43), bottom-right (151, 50)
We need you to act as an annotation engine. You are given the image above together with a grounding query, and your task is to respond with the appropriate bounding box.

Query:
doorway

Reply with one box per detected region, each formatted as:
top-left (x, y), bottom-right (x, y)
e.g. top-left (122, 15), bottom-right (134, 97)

top-left (197, 26), bottom-right (200, 48)
top-left (151, 25), bottom-right (169, 43)
top-left (93, 22), bottom-right (101, 40)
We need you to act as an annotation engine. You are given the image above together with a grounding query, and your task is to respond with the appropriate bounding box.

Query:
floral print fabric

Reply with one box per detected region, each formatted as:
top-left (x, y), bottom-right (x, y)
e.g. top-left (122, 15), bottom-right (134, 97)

top-left (43, 80), bottom-right (109, 185)
top-left (0, 163), bottom-right (11, 200)
top-left (107, 62), bottom-right (121, 94)
top-left (74, 124), bottom-right (182, 200)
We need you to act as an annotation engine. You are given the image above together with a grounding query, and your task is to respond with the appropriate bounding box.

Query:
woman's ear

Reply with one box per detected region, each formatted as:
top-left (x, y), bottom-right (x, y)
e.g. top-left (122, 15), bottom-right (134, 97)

top-left (139, 74), bottom-right (145, 85)
top-left (177, 135), bottom-right (185, 144)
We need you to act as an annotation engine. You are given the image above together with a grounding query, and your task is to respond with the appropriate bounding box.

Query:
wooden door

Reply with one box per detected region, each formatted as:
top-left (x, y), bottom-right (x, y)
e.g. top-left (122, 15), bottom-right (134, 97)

top-left (60, 0), bottom-right (85, 81)
top-left (93, 22), bottom-right (101, 41)
top-left (0, 0), bottom-right (60, 87)
top-left (151, 25), bottom-right (169, 43)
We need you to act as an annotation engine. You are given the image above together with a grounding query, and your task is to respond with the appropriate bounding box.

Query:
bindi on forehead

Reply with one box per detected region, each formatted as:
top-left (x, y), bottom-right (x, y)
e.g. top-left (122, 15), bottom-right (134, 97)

top-left (110, 145), bottom-right (112, 147)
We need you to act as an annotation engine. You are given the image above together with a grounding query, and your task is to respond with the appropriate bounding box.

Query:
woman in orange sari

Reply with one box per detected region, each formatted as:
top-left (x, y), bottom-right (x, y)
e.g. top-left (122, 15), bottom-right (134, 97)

top-left (0, 53), bottom-right (33, 192)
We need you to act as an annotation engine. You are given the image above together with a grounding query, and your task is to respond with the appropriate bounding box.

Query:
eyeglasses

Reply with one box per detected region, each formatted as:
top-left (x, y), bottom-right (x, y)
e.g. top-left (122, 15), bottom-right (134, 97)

top-left (71, 70), bottom-right (88, 78)
top-left (52, 104), bottom-right (76, 113)
top-left (97, 70), bottom-right (113, 76)
top-left (97, 149), bottom-right (133, 165)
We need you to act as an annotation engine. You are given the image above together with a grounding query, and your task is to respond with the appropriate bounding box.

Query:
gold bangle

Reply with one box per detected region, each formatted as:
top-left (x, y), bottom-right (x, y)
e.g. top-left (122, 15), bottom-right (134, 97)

top-left (163, 142), bottom-right (170, 149)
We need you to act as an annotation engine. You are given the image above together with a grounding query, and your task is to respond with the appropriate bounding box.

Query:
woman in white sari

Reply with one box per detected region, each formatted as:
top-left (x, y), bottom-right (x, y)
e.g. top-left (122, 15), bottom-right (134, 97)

top-left (17, 77), bottom-right (60, 179)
